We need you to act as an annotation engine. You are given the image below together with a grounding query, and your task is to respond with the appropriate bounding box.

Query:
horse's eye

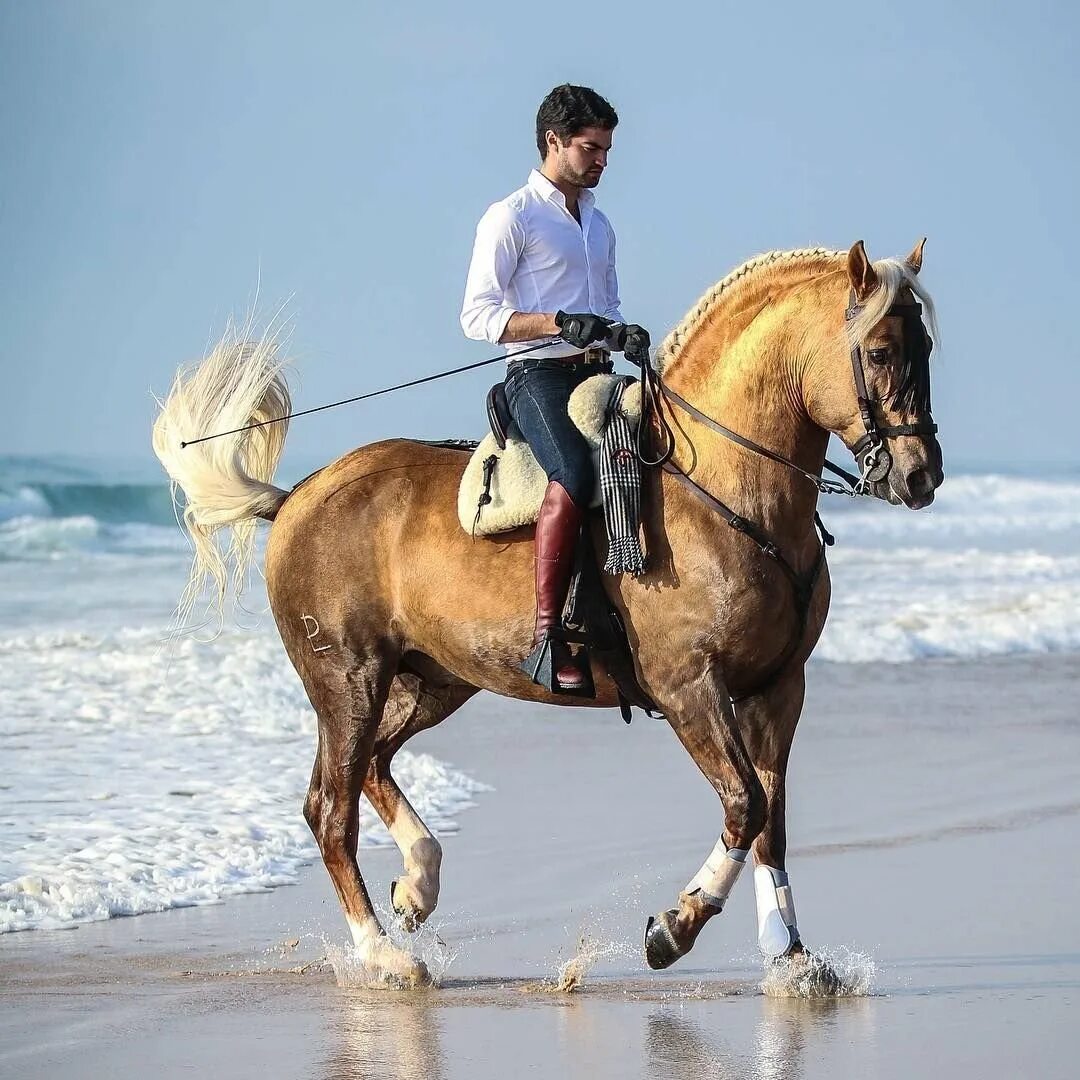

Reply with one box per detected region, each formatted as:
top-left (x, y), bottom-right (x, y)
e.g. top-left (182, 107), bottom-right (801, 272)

top-left (867, 347), bottom-right (891, 365)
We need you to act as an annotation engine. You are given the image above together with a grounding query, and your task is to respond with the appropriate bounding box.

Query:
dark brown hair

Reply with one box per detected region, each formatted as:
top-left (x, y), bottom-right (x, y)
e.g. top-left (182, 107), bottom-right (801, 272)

top-left (535, 84), bottom-right (618, 159)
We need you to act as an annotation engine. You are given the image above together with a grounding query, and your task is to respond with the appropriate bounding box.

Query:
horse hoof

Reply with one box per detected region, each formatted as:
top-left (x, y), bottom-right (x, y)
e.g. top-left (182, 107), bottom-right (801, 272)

top-left (355, 934), bottom-right (432, 990)
top-left (390, 880), bottom-right (418, 933)
top-left (789, 948), bottom-right (844, 996)
top-left (393, 955), bottom-right (432, 990)
top-left (763, 945), bottom-right (844, 997)
top-left (644, 909), bottom-right (684, 970)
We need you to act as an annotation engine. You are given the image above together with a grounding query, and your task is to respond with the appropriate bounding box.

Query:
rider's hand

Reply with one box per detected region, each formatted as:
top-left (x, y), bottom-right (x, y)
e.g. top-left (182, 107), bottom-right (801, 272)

top-left (609, 323), bottom-right (651, 363)
top-left (554, 310), bottom-right (613, 349)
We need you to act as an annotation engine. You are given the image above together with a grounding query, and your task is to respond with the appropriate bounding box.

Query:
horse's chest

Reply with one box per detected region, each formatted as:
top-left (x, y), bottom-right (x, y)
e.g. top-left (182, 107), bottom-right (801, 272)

top-left (633, 553), bottom-right (790, 650)
top-left (706, 566), bottom-right (788, 641)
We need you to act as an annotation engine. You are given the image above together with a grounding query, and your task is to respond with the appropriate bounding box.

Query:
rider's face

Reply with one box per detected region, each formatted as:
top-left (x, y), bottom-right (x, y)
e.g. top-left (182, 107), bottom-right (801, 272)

top-left (546, 127), bottom-right (613, 189)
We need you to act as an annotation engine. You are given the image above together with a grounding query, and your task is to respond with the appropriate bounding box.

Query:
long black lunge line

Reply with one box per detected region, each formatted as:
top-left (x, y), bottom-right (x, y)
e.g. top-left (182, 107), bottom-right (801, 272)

top-left (179, 339), bottom-right (565, 449)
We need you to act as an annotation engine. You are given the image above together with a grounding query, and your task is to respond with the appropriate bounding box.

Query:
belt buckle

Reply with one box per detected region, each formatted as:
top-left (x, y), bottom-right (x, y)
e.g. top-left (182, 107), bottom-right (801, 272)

top-left (584, 347), bottom-right (607, 366)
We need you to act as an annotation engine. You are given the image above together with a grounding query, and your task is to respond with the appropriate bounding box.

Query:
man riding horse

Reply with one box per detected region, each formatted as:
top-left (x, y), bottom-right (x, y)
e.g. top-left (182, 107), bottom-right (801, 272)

top-left (155, 87), bottom-right (943, 984)
top-left (460, 84), bottom-right (651, 692)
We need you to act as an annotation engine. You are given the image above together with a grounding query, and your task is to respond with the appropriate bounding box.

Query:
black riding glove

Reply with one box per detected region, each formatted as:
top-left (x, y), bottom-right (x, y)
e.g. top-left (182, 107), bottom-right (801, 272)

top-left (554, 310), bottom-right (612, 349)
top-left (609, 323), bottom-right (651, 363)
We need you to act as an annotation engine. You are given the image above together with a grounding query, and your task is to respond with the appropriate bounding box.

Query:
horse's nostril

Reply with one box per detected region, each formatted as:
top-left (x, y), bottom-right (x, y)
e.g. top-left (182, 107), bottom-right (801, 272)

top-left (908, 468), bottom-right (932, 496)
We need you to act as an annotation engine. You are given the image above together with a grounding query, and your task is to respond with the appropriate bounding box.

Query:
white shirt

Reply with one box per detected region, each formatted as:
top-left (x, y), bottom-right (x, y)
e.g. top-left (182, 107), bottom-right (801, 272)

top-left (460, 169), bottom-right (624, 358)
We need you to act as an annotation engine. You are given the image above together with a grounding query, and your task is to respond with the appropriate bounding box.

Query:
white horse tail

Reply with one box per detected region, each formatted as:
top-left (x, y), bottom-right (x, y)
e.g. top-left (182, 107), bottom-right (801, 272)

top-left (152, 327), bottom-right (292, 629)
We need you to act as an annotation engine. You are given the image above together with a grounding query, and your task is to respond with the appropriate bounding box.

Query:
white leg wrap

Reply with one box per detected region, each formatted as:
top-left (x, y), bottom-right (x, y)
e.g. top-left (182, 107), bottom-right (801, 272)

top-left (347, 916), bottom-right (380, 949)
top-left (683, 842), bottom-right (748, 909)
top-left (753, 865), bottom-right (800, 957)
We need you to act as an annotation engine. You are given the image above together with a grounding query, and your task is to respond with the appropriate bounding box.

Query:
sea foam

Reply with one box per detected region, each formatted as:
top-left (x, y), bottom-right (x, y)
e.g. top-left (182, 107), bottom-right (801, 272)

top-left (0, 625), bottom-right (490, 934)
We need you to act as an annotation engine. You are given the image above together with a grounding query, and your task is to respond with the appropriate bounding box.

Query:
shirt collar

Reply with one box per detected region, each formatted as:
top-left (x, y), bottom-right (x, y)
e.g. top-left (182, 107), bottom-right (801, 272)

top-left (528, 168), bottom-right (595, 211)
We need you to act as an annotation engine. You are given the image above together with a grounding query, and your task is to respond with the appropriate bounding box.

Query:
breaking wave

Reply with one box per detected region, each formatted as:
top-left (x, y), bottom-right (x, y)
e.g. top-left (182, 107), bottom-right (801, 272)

top-left (0, 624), bottom-right (491, 934)
top-left (0, 457), bottom-right (182, 560)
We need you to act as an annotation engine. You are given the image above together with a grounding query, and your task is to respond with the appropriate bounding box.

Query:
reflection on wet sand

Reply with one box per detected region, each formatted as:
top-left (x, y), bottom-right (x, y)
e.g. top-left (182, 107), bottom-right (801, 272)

top-left (644, 995), bottom-right (874, 1080)
top-left (316, 974), bottom-right (878, 1080)
top-left (324, 991), bottom-right (446, 1080)
top-left (646, 1012), bottom-right (750, 1079)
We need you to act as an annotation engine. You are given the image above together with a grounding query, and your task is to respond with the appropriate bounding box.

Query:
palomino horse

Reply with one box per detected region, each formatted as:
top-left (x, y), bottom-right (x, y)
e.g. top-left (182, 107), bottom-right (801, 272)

top-left (153, 241), bottom-right (942, 987)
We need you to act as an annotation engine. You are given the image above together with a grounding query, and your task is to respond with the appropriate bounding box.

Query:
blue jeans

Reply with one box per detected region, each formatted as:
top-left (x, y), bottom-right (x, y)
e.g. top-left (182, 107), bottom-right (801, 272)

top-left (504, 359), bottom-right (607, 507)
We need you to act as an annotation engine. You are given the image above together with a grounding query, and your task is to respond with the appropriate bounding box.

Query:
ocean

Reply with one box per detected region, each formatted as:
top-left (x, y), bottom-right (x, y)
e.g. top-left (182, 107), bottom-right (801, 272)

top-left (2, 452), bottom-right (1078, 934)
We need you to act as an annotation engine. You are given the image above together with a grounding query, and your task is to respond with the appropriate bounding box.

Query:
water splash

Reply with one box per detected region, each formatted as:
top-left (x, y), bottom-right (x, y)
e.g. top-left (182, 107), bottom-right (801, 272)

top-left (760, 946), bottom-right (876, 998)
top-left (551, 933), bottom-right (638, 993)
top-left (324, 914), bottom-right (457, 990)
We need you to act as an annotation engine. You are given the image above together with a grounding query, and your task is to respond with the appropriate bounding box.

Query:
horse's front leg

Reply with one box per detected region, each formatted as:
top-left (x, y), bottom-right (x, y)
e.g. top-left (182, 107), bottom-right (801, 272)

top-left (739, 667), bottom-right (843, 991)
top-left (644, 663), bottom-right (767, 970)
top-left (737, 668), bottom-right (806, 959)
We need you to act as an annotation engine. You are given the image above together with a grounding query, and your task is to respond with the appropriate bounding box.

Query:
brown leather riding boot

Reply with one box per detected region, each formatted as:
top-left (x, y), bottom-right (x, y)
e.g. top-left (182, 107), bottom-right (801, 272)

top-left (530, 480), bottom-right (586, 690)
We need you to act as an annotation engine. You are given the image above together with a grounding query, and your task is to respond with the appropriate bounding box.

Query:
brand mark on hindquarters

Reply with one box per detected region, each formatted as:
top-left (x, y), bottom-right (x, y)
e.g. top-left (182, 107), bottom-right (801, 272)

top-left (300, 615), bottom-right (332, 654)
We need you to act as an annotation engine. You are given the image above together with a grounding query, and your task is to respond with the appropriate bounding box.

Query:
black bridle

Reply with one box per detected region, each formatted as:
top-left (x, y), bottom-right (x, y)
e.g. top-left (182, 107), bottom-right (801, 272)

top-left (845, 290), bottom-right (938, 492)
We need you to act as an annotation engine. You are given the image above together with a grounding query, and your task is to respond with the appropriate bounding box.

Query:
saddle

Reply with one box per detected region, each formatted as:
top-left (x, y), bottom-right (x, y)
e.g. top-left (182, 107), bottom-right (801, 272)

top-left (458, 374), bottom-right (656, 721)
top-left (457, 375), bottom-right (642, 535)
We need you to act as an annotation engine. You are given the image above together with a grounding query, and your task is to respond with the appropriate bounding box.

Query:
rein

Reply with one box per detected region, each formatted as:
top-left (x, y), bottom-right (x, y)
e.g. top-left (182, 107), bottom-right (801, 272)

top-left (661, 386), bottom-right (863, 496)
top-left (630, 352), bottom-right (839, 702)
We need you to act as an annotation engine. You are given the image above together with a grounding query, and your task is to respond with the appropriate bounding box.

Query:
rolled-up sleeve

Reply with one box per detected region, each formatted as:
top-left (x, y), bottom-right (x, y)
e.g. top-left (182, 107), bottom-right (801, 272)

top-left (460, 202), bottom-right (525, 344)
top-left (603, 226), bottom-right (624, 324)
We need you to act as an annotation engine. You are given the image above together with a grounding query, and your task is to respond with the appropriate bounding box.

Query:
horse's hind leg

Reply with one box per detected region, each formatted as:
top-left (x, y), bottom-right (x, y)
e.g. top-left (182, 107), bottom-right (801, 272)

top-left (301, 647), bottom-right (430, 987)
top-left (364, 675), bottom-right (478, 930)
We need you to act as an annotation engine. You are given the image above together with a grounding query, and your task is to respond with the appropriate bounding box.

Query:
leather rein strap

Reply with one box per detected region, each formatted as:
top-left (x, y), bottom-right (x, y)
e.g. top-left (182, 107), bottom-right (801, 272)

top-left (628, 352), bottom-right (841, 702)
top-left (661, 386), bottom-right (863, 495)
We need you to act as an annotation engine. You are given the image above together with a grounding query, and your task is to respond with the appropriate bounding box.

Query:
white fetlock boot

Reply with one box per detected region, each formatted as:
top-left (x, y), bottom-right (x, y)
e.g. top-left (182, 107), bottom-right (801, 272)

top-left (753, 865), bottom-right (800, 957)
top-left (682, 842), bottom-right (748, 909)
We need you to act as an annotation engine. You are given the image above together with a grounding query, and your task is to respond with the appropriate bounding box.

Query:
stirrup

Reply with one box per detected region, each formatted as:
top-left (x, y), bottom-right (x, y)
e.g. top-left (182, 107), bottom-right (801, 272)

top-left (520, 631), bottom-right (595, 698)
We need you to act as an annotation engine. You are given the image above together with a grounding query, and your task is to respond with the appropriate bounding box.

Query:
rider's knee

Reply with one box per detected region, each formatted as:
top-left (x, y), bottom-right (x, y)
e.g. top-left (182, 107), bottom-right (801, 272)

top-left (553, 451), bottom-right (594, 507)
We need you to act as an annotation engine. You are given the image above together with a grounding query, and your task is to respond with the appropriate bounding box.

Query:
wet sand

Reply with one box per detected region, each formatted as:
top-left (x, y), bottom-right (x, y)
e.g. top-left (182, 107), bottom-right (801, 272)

top-left (2, 655), bottom-right (1078, 1079)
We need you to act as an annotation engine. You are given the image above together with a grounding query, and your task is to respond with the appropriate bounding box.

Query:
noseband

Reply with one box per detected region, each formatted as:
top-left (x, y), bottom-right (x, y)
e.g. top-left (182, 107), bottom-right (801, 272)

top-left (844, 290), bottom-right (938, 492)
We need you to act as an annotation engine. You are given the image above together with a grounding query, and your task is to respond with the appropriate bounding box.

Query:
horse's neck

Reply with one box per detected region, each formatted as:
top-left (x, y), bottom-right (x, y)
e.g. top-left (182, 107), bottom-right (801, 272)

top-left (661, 285), bottom-right (831, 547)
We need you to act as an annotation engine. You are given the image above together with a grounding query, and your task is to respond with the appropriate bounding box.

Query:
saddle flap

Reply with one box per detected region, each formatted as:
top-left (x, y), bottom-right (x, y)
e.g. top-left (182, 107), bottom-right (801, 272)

top-left (486, 383), bottom-right (512, 451)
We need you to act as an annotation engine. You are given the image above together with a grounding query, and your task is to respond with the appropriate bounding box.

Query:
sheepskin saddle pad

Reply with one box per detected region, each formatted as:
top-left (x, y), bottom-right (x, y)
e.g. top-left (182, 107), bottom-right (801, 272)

top-left (457, 374), bottom-right (642, 536)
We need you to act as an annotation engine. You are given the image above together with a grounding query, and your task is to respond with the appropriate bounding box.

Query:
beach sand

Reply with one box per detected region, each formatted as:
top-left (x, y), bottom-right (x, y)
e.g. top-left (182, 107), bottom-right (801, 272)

top-left (2, 655), bottom-right (1077, 1079)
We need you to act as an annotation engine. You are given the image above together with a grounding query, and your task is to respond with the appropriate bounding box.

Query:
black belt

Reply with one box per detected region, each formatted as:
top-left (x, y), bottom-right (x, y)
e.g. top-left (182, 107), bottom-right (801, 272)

top-left (509, 349), bottom-right (612, 373)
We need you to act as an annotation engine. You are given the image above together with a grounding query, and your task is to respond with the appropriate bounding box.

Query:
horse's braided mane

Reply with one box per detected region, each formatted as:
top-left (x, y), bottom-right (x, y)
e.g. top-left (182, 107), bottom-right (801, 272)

top-left (656, 245), bottom-right (940, 418)
top-left (656, 247), bottom-right (843, 373)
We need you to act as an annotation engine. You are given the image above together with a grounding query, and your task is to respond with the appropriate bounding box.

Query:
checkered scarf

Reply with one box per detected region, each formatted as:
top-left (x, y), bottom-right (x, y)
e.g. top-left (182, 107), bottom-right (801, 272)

top-left (599, 379), bottom-right (646, 576)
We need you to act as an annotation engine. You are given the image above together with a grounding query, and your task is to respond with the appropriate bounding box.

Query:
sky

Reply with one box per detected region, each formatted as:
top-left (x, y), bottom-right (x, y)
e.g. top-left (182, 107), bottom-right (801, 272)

top-left (2, 0), bottom-right (1078, 477)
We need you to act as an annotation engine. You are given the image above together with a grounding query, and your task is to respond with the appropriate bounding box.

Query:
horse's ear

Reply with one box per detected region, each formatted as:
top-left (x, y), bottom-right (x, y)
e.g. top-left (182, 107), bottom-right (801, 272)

top-left (905, 237), bottom-right (927, 275)
top-left (847, 240), bottom-right (878, 301)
